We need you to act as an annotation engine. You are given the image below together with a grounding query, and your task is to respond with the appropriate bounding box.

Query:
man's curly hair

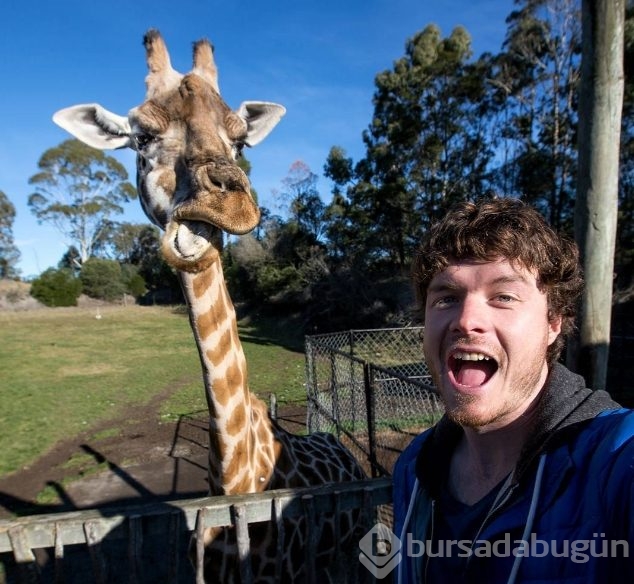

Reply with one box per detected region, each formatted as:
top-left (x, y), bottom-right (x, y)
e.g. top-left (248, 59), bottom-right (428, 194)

top-left (411, 198), bottom-right (584, 365)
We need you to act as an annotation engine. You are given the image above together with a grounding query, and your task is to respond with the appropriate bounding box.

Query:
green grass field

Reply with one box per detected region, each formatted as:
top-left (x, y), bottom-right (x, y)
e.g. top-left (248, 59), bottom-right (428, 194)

top-left (0, 305), bottom-right (307, 476)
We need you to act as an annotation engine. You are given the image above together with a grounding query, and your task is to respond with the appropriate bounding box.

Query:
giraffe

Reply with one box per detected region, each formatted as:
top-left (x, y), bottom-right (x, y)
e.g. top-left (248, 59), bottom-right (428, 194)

top-left (53, 30), bottom-right (367, 582)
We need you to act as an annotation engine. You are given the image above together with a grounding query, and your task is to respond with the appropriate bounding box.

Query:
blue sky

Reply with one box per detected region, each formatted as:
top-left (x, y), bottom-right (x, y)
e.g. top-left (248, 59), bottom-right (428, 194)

top-left (1, 0), bottom-right (514, 278)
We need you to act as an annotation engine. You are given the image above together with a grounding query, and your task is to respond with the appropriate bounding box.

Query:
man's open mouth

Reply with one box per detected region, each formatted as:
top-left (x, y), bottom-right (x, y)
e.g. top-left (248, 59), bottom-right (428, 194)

top-left (448, 351), bottom-right (499, 387)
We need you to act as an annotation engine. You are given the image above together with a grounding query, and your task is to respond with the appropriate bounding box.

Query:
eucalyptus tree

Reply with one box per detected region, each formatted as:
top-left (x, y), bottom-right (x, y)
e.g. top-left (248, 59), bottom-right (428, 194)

top-left (97, 221), bottom-right (149, 264)
top-left (491, 0), bottom-right (581, 231)
top-left (324, 146), bottom-right (371, 265)
top-left (0, 190), bottom-right (20, 278)
top-left (327, 25), bottom-right (496, 268)
top-left (279, 160), bottom-right (327, 244)
top-left (27, 139), bottom-right (136, 265)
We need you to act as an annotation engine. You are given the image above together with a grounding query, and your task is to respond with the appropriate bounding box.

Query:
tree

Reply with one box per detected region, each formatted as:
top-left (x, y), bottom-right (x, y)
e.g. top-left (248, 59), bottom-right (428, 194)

top-left (80, 257), bottom-right (127, 301)
top-left (279, 161), bottom-right (328, 243)
top-left (324, 147), bottom-right (367, 263)
top-left (615, 3), bottom-right (634, 289)
top-left (28, 139), bottom-right (136, 265)
top-left (491, 0), bottom-right (581, 231)
top-left (128, 225), bottom-right (181, 302)
top-left (58, 246), bottom-right (82, 275)
top-left (30, 267), bottom-right (82, 307)
top-left (99, 221), bottom-right (150, 264)
top-left (572, 0), bottom-right (625, 389)
top-left (0, 190), bottom-right (20, 278)
top-left (327, 25), bottom-right (496, 268)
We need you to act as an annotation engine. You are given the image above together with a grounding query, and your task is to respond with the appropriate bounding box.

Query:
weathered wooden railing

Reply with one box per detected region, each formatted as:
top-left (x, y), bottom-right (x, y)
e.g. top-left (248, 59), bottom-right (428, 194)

top-left (0, 477), bottom-right (392, 584)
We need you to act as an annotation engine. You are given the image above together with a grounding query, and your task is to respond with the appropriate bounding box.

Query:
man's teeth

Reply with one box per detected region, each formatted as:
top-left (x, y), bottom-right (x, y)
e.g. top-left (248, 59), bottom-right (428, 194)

top-left (454, 351), bottom-right (491, 361)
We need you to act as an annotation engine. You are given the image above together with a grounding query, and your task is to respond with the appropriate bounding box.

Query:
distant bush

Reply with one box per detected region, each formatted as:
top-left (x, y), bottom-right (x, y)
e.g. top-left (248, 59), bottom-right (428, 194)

top-left (80, 258), bottom-right (127, 301)
top-left (30, 268), bottom-right (82, 307)
top-left (121, 263), bottom-right (147, 298)
top-left (255, 264), bottom-right (302, 300)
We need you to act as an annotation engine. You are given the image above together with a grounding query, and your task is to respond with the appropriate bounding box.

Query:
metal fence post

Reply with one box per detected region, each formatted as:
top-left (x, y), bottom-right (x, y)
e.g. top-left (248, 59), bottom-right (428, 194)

top-left (349, 330), bottom-right (357, 429)
top-left (363, 362), bottom-right (380, 478)
top-left (304, 336), bottom-right (317, 432)
top-left (330, 349), bottom-right (343, 440)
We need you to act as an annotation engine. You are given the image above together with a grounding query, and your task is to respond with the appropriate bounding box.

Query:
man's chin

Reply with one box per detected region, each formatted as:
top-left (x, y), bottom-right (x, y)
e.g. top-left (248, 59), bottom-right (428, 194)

top-left (444, 397), bottom-right (499, 429)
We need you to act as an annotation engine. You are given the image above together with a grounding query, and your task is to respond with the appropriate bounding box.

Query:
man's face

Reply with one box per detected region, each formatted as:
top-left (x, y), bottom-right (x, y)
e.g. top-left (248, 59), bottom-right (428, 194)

top-left (423, 258), bottom-right (562, 431)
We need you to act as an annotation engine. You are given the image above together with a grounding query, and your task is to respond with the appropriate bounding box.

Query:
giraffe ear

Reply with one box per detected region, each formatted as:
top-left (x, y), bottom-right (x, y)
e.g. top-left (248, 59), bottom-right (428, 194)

top-left (236, 101), bottom-right (286, 147)
top-left (53, 104), bottom-right (132, 150)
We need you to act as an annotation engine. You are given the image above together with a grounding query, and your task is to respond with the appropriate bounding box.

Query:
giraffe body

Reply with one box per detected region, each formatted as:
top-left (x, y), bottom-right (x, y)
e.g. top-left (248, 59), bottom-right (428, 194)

top-left (54, 30), bottom-right (366, 582)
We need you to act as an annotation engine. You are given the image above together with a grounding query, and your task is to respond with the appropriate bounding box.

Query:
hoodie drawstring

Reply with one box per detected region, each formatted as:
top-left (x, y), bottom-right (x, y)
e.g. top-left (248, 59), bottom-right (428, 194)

top-left (397, 478), bottom-right (420, 583)
top-left (506, 453), bottom-right (547, 584)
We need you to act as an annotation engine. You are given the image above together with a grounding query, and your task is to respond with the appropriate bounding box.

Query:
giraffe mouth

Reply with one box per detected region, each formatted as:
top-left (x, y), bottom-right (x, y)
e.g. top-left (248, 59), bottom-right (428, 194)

top-left (172, 220), bottom-right (215, 257)
top-left (161, 219), bottom-right (220, 272)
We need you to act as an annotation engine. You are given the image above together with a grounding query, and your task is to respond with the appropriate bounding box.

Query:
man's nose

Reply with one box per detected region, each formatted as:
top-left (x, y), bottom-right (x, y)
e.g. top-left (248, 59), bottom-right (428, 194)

top-left (451, 295), bottom-right (486, 334)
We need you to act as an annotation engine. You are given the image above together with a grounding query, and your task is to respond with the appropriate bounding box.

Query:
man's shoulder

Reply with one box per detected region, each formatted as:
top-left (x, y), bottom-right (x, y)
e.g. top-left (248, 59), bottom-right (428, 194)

top-left (587, 407), bottom-right (634, 445)
top-left (569, 407), bottom-right (634, 477)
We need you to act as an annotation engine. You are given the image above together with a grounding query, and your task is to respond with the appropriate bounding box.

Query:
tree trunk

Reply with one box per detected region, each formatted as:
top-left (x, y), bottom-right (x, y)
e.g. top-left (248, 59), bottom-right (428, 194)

top-left (572, 0), bottom-right (625, 390)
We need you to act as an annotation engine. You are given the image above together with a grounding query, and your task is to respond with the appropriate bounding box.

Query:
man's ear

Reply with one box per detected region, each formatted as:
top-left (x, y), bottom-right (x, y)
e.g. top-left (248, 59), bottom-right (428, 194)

top-left (53, 104), bottom-right (132, 150)
top-left (547, 314), bottom-right (563, 346)
top-left (235, 101), bottom-right (286, 147)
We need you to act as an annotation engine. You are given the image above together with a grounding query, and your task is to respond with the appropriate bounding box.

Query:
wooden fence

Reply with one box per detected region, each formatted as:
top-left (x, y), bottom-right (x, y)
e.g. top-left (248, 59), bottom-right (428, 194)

top-left (1, 478), bottom-right (392, 584)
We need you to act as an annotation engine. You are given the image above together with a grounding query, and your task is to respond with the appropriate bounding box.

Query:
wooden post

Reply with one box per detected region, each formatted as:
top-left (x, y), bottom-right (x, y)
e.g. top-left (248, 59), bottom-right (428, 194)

top-left (573, 0), bottom-right (625, 389)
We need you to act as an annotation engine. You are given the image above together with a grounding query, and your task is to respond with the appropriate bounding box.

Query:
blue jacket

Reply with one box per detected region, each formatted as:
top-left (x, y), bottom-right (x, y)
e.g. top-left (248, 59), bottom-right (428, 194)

top-left (392, 364), bottom-right (634, 583)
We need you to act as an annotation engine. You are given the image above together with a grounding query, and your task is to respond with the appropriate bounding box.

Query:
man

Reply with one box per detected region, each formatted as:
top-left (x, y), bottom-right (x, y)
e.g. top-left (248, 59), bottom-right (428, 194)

top-left (393, 198), bottom-right (634, 583)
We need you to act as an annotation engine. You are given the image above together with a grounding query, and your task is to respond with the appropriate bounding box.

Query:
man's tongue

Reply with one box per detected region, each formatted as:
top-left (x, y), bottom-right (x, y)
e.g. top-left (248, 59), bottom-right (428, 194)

top-left (456, 361), bottom-right (491, 387)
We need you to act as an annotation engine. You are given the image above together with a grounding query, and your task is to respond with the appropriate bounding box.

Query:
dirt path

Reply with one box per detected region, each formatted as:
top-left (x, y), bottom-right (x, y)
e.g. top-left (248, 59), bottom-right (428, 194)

top-left (0, 393), bottom-right (307, 519)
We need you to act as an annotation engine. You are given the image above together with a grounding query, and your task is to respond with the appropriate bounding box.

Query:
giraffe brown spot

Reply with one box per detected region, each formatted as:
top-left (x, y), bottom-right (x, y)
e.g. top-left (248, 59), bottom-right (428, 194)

top-left (193, 270), bottom-right (213, 299)
top-left (223, 448), bottom-right (250, 492)
top-left (156, 169), bottom-right (176, 197)
top-left (203, 327), bottom-right (233, 365)
top-left (224, 360), bottom-right (245, 397)
top-left (210, 379), bottom-right (231, 407)
top-left (226, 403), bottom-right (246, 436)
top-left (197, 311), bottom-right (217, 342)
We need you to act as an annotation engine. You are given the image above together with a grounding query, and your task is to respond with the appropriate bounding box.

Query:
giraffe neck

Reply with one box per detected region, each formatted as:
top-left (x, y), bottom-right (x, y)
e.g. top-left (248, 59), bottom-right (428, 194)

top-left (178, 260), bottom-right (279, 495)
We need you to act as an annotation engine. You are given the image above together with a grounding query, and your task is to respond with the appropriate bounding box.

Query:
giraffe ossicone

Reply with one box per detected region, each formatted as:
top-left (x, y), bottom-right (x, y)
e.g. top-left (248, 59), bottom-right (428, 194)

top-left (54, 29), bottom-right (367, 582)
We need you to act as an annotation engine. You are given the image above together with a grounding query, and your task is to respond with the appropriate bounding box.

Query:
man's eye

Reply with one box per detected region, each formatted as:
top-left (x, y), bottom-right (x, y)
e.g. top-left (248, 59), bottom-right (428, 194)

top-left (434, 296), bottom-right (457, 307)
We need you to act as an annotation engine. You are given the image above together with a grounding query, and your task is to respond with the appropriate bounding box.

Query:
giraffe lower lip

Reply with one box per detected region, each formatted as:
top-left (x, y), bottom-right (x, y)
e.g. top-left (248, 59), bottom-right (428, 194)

top-left (172, 221), bottom-right (212, 258)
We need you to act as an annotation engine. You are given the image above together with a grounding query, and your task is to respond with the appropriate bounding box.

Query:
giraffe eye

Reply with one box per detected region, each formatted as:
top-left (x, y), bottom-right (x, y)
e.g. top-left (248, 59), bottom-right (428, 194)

top-left (234, 141), bottom-right (245, 159)
top-left (134, 132), bottom-right (154, 151)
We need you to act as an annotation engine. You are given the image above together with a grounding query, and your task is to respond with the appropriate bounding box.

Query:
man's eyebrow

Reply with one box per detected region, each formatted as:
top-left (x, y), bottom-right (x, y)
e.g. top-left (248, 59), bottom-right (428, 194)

top-left (427, 280), bottom-right (461, 293)
top-left (427, 272), bottom-right (532, 293)
top-left (490, 273), bottom-right (532, 286)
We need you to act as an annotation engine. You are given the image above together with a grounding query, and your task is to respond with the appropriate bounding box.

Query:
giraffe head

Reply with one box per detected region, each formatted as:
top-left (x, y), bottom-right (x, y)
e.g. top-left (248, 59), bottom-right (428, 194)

top-left (53, 30), bottom-right (285, 273)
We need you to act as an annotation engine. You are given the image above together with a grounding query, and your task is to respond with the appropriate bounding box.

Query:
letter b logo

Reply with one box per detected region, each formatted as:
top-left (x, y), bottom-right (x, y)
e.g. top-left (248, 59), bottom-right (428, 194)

top-left (359, 523), bottom-right (402, 579)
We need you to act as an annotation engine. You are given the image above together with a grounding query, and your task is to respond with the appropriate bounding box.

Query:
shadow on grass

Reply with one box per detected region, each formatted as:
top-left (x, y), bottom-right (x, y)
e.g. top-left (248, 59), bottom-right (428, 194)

top-left (0, 409), bottom-right (210, 519)
top-left (0, 411), bottom-right (213, 582)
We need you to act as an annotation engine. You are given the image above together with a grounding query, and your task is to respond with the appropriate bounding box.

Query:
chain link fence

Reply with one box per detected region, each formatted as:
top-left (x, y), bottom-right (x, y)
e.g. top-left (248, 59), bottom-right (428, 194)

top-left (305, 328), bottom-right (444, 478)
